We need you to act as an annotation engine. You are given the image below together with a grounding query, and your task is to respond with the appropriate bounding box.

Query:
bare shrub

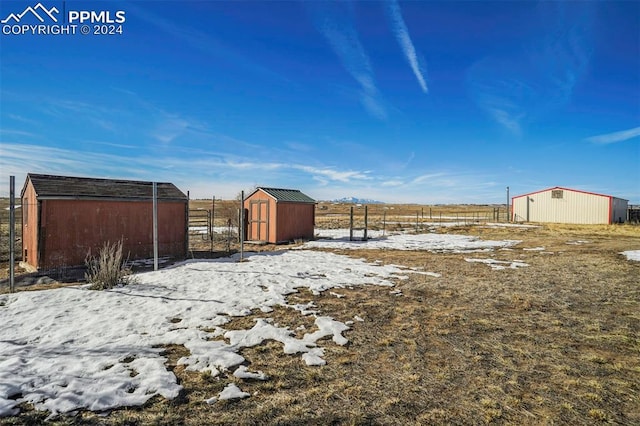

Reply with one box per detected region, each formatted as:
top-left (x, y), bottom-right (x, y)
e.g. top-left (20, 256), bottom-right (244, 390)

top-left (84, 240), bottom-right (133, 290)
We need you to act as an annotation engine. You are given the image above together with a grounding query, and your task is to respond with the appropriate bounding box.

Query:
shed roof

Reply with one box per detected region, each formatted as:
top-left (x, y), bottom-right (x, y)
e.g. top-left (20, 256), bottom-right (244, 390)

top-left (22, 174), bottom-right (188, 201)
top-left (512, 186), bottom-right (628, 202)
top-left (252, 187), bottom-right (315, 203)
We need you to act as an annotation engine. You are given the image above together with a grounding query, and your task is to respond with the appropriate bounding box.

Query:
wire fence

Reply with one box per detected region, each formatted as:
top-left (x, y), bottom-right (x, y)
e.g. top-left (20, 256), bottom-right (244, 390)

top-left (187, 199), bottom-right (240, 255)
top-left (0, 204), bottom-right (22, 263)
top-left (315, 205), bottom-right (510, 236)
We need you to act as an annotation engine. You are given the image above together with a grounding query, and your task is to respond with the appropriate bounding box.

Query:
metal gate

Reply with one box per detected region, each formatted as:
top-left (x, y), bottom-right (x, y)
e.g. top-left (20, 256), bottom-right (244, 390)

top-left (248, 200), bottom-right (269, 242)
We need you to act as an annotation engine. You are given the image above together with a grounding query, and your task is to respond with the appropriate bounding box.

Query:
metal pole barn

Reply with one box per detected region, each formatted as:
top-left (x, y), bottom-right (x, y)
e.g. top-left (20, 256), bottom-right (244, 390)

top-left (153, 182), bottom-right (158, 271)
top-left (9, 176), bottom-right (15, 293)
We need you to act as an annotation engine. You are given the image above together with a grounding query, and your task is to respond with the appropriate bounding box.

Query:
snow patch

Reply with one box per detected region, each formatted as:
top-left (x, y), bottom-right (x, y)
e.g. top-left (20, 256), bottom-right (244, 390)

top-left (465, 258), bottom-right (529, 270)
top-left (0, 250), bottom-right (408, 417)
top-left (218, 383), bottom-right (250, 401)
top-left (303, 231), bottom-right (519, 252)
top-left (233, 365), bottom-right (268, 381)
top-left (621, 250), bottom-right (640, 261)
top-left (567, 240), bottom-right (589, 245)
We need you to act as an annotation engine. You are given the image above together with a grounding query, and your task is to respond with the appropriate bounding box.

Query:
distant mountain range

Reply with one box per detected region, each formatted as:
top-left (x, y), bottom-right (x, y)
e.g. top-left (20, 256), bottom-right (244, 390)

top-left (330, 197), bottom-right (385, 204)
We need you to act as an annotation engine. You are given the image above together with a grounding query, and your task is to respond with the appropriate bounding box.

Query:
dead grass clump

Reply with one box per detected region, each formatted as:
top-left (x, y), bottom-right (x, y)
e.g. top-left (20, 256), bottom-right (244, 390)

top-left (84, 241), bottom-right (133, 290)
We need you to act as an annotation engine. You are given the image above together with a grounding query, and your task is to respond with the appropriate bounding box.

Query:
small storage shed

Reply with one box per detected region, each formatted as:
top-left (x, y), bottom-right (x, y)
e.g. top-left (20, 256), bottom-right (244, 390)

top-left (512, 186), bottom-right (628, 224)
top-left (21, 173), bottom-right (188, 270)
top-left (243, 187), bottom-right (316, 244)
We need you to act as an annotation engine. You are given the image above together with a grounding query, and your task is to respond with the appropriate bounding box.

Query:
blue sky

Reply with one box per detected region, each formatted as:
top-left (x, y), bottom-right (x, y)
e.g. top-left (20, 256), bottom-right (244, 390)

top-left (1, 1), bottom-right (639, 203)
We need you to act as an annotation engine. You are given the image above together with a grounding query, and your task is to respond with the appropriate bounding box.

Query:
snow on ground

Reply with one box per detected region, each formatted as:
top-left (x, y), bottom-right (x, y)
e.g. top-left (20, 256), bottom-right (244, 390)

top-left (465, 258), bottom-right (529, 270)
top-left (306, 229), bottom-right (520, 252)
top-left (377, 221), bottom-right (482, 228)
top-left (190, 226), bottom-right (238, 235)
top-left (218, 383), bottom-right (250, 401)
top-left (0, 230), bottom-right (524, 418)
top-left (0, 250), bottom-right (412, 417)
top-left (567, 240), bottom-right (590, 245)
top-left (484, 222), bottom-right (540, 228)
top-left (315, 229), bottom-right (387, 239)
top-left (621, 250), bottom-right (640, 261)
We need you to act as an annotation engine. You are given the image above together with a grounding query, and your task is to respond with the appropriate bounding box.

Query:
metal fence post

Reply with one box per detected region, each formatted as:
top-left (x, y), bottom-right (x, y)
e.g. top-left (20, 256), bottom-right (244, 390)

top-left (9, 176), bottom-right (15, 293)
top-left (210, 196), bottom-right (215, 253)
top-left (153, 182), bottom-right (158, 271)
top-left (382, 210), bottom-right (386, 237)
top-left (506, 186), bottom-right (510, 222)
top-left (349, 206), bottom-right (354, 241)
top-left (363, 205), bottom-right (368, 241)
top-left (239, 191), bottom-right (244, 261)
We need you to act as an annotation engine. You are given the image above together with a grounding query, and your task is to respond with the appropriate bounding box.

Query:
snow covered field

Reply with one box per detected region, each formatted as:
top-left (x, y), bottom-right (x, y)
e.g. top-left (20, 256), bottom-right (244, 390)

top-left (307, 229), bottom-right (520, 252)
top-left (0, 250), bottom-right (416, 417)
top-left (2, 228), bottom-right (637, 419)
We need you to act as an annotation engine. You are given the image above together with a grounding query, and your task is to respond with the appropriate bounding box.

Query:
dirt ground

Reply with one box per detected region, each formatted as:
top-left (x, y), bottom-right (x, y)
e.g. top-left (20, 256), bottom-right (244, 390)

top-left (1, 204), bottom-right (639, 425)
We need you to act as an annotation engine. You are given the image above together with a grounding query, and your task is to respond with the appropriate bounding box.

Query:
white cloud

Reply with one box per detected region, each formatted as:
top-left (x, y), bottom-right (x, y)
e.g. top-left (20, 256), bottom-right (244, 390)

top-left (0, 142), bottom-right (374, 198)
top-left (312, 4), bottom-right (386, 119)
top-left (294, 165), bottom-right (370, 182)
top-left (411, 172), bottom-right (446, 184)
top-left (0, 129), bottom-right (39, 138)
top-left (467, 2), bottom-right (594, 134)
top-left (152, 115), bottom-right (191, 144)
top-left (386, 0), bottom-right (428, 93)
top-left (584, 127), bottom-right (640, 144)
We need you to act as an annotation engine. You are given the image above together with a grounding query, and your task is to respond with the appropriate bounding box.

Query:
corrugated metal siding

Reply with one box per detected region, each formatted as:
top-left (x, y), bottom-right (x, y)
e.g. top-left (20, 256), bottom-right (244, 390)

top-left (256, 187), bottom-right (315, 203)
top-left (513, 188), bottom-right (610, 224)
top-left (37, 199), bottom-right (187, 269)
top-left (611, 198), bottom-right (629, 223)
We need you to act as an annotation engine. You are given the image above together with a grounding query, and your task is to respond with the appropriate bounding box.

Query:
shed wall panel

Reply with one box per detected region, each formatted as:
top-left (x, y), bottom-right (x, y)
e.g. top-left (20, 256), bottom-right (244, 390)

top-left (245, 191), bottom-right (277, 243)
top-left (611, 198), bottom-right (628, 223)
top-left (21, 180), bottom-right (39, 268)
top-left (38, 199), bottom-right (187, 269)
top-left (275, 203), bottom-right (315, 242)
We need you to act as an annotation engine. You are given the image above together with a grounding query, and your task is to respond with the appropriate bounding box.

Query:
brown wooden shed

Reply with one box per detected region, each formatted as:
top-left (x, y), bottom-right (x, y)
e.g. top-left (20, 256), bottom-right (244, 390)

top-left (244, 187), bottom-right (316, 244)
top-left (21, 173), bottom-right (188, 271)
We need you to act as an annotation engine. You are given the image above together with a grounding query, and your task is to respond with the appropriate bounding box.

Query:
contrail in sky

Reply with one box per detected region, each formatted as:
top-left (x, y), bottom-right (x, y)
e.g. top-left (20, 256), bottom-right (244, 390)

top-left (387, 0), bottom-right (428, 93)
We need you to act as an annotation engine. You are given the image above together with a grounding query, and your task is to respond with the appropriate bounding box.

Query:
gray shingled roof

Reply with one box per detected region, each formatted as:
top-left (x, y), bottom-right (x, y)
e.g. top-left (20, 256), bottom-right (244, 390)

top-left (256, 187), bottom-right (315, 203)
top-left (23, 174), bottom-right (187, 201)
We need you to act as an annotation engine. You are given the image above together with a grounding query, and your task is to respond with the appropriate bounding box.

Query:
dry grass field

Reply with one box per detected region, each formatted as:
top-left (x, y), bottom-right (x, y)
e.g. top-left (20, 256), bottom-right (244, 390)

top-left (1, 201), bottom-right (639, 425)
